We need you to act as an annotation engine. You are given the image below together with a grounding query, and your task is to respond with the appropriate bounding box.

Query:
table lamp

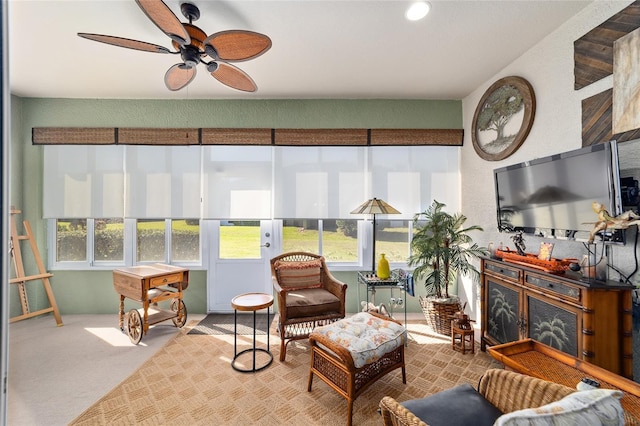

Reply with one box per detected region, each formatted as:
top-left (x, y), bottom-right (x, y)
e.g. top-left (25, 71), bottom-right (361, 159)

top-left (351, 198), bottom-right (401, 273)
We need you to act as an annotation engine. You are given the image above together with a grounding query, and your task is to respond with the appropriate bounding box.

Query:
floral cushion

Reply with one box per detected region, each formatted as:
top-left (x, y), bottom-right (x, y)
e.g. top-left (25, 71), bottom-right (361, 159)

top-left (494, 388), bottom-right (624, 425)
top-left (312, 312), bottom-right (406, 368)
top-left (274, 259), bottom-right (322, 291)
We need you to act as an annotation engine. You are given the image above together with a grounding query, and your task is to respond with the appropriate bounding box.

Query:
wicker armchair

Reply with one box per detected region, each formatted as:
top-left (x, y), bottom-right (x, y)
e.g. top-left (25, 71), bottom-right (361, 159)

top-left (379, 368), bottom-right (576, 426)
top-left (270, 252), bottom-right (347, 361)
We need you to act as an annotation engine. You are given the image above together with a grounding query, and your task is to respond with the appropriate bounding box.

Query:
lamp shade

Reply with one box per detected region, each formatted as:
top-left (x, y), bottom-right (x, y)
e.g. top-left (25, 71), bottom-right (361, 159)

top-left (351, 198), bottom-right (401, 215)
top-left (351, 198), bottom-right (401, 273)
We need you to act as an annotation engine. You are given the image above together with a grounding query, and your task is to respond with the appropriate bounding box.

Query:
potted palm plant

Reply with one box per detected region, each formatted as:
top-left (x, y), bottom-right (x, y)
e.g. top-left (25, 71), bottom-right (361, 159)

top-left (409, 200), bottom-right (488, 335)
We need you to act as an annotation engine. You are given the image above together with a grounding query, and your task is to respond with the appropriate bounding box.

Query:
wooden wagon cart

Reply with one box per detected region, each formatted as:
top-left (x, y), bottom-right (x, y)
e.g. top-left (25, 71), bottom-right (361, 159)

top-left (113, 263), bottom-right (189, 344)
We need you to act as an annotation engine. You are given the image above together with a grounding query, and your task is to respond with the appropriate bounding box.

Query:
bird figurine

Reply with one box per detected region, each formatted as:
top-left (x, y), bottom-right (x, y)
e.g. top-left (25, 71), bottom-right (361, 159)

top-left (588, 201), bottom-right (640, 243)
top-left (511, 230), bottom-right (527, 256)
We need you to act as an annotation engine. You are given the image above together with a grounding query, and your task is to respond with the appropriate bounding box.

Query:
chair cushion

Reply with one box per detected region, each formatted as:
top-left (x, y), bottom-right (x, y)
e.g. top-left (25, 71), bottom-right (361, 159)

top-left (274, 259), bottom-right (322, 291)
top-left (402, 384), bottom-right (503, 426)
top-left (285, 288), bottom-right (341, 318)
top-left (494, 388), bottom-right (624, 425)
top-left (312, 312), bottom-right (405, 368)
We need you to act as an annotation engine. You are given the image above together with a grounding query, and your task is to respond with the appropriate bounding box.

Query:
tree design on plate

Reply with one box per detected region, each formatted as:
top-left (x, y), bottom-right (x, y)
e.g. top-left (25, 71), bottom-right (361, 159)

top-left (471, 76), bottom-right (535, 161)
top-left (476, 84), bottom-right (524, 154)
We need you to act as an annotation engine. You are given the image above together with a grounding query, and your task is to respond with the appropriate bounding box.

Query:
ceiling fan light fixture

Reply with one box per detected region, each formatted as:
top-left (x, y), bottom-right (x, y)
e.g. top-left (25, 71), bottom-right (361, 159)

top-left (405, 1), bottom-right (431, 21)
top-left (82, 0), bottom-right (270, 92)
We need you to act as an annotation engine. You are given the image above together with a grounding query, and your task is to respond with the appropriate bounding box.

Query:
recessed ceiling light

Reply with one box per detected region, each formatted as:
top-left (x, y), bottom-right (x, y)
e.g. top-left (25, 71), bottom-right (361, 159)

top-left (406, 1), bottom-right (431, 21)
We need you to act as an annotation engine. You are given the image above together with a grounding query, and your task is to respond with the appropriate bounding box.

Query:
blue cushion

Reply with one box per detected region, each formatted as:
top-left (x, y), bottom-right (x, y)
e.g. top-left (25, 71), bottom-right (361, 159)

top-left (402, 384), bottom-right (503, 426)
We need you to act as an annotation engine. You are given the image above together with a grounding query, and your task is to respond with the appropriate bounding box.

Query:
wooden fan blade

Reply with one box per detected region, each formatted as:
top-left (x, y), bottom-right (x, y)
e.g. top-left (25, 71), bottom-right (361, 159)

top-left (211, 63), bottom-right (257, 92)
top-left (204, 30), bottom-right (272, 62)
top-left (78, 33), bottom-right (172, 54)
top-left (135, 0), bottom-right (190, 45)
top-left (165, 64), bottom-right (197, 91)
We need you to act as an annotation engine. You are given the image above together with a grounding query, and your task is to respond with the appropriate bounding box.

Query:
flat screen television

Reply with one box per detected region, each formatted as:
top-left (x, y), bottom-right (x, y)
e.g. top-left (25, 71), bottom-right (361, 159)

top-left (493, 141), bottom-right (624, 243)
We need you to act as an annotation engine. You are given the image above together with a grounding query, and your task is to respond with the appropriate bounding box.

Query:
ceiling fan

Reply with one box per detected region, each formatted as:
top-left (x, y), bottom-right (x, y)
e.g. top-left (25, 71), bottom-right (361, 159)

top-left (78, 0), bottom-right (272, 92)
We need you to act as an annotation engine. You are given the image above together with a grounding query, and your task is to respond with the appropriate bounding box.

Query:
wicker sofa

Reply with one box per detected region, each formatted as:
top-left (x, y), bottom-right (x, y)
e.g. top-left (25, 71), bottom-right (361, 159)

top-left (379, 368), bottom-right (625, 426)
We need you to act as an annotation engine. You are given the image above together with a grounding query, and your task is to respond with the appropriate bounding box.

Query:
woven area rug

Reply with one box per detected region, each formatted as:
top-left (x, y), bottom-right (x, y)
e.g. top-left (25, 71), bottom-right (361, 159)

top-left (188, 313), bottom-right (274, 336)
top-left (70, 318), bottom-right (501, 425)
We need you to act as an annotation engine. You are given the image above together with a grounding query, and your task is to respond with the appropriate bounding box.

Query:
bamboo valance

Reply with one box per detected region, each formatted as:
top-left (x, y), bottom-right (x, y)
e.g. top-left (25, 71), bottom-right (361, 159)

top-left (32, 127), bottom-right (463, 146)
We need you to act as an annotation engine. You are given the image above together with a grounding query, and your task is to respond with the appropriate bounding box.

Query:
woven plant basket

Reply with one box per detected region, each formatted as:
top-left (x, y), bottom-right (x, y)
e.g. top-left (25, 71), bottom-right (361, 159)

top-left (419, 295), bottom-right (461, 336)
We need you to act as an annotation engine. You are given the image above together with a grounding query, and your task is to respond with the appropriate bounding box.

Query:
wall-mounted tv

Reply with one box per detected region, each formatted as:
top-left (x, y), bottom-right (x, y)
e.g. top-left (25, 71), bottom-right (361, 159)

top-left (494, 141), bottom-right (624, 243)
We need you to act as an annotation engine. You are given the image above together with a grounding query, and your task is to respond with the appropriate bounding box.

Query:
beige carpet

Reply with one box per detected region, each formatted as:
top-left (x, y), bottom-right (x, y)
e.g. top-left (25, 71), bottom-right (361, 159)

top-left (70, 319), bottom-right (501, 425)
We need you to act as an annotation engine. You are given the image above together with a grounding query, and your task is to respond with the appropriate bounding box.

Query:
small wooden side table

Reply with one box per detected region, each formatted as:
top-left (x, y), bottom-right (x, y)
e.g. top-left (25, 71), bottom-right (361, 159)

top-left (230, 292), bottom-right (274, 373)
top-left (452, 323), bottom-right (475, 354)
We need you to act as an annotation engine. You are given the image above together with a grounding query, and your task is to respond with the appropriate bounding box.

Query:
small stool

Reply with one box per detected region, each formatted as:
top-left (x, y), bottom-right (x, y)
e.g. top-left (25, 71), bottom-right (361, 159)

top-left (308, 312), bottom-right (407, 426)
top-left (451, 322), bottom-right (475, 354)
top-left (231, 292), bottom-right (274, 373)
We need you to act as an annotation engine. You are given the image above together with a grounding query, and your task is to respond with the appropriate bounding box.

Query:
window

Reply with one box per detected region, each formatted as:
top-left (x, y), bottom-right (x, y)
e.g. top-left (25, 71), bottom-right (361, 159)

top-left (136, 219), bottom-right (166, 262)
top-left (282, 219), bottom-right (359, 263)
top-left (322, 219), bottom-right (358, 262)
top-left (219, 221), bottom-right (260, 259)
top-left (44, 144), bottom-right (460, 269)
top-left (56, 219), bottom-right (87, 262)
top-left (282, 219), bottom-right (319, 253)
top-left (171, 219), bottom-right (200, 262)
top-left (375, 219), bottom-right (410, 264)
top-left (94, 218), bottom-right (124, 263)
top-left (49, 218), bottom-right (200, 268)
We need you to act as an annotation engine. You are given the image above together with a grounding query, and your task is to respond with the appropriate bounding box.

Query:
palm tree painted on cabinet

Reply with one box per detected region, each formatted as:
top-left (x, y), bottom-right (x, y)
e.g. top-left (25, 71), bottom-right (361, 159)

top-left (532, 314), bottom-right (570, 352)
top-left (490, 287), bottom-right (517, 343)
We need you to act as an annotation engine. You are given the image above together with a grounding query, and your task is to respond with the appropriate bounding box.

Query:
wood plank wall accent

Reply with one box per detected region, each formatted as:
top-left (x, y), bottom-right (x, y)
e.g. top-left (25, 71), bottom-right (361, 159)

top-left (32, 127), bottom-right (463, 146)
top-left (582, 89), bottom-right (640, 147)
top-left (574, 1), bottom-right (640, 90)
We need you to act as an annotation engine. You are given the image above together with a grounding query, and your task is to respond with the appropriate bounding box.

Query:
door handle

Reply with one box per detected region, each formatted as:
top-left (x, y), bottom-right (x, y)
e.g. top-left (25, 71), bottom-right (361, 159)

top-left (261, 242), bottom-right (271, 248)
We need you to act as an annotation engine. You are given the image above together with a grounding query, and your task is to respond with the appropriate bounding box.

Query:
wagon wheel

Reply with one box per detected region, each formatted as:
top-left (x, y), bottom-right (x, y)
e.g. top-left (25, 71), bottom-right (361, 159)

top-left (126, 309), bottom-right (143, 344)
top-left (170, 298), bottom-right (187, 328)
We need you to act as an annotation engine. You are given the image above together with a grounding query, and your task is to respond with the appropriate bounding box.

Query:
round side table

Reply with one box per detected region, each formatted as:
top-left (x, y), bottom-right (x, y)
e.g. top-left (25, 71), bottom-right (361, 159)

top-left (230, 292), bottom-right (274, 372)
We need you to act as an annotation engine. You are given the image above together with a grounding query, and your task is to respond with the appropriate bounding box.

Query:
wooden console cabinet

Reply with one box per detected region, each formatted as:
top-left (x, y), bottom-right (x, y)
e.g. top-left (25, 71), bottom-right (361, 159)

top-left (480, 257), bottom-right (634, 378)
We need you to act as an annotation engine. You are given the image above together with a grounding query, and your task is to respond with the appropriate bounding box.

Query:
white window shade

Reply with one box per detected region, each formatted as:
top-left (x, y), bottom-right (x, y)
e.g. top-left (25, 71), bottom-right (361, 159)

top-left (274, 146), bottom-right (366, 218)
top-left (43, 145), bottom-right (124, 218)
top-left (44, 144), bottom-right (459, 222)
top-left (369, 146), bottom-right (460, 219)
top-left (125, 146), bottom-right (201, 218)
top-left (202, 146), bottom-right (272, 219)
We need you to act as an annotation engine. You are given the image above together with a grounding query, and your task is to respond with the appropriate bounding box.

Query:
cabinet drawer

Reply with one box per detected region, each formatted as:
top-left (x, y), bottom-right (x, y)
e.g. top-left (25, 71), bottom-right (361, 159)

top-left (525, 273), bottom-right (580, 302)
top-left (150, 272), bottom-right (183, 288)
top-left (483, 260), bottom-right (522, 283)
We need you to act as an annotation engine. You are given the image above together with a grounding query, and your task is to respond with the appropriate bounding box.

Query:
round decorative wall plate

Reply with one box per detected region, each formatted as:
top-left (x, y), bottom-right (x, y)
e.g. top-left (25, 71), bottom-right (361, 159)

top-left (471, 76), bottom-right (536, 161)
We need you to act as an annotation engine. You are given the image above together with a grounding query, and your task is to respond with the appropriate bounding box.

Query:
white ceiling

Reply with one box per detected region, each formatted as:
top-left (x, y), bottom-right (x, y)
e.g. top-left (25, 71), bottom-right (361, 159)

top-left (8, 0), bottom-right (592, 100)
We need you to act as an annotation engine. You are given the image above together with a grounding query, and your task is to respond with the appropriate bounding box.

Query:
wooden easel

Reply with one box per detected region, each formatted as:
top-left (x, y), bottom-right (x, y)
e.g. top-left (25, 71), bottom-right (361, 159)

top-left (9, 208), bottom-right (63, 326)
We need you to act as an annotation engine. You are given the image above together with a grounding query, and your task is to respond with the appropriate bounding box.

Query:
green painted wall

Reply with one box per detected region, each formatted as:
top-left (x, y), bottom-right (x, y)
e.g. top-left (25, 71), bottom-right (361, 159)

top-left (10, 97), bottom-right (462, 317)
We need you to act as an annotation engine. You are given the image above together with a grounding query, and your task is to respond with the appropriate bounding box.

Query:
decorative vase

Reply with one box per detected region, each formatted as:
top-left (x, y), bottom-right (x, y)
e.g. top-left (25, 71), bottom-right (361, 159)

top-left (377, 253), bottom-right (390, 279)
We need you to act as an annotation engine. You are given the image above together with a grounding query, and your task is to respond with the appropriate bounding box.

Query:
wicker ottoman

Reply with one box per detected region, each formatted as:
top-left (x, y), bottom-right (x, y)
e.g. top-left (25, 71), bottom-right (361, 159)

top-left (307, 311), bottom-right (407, 426)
